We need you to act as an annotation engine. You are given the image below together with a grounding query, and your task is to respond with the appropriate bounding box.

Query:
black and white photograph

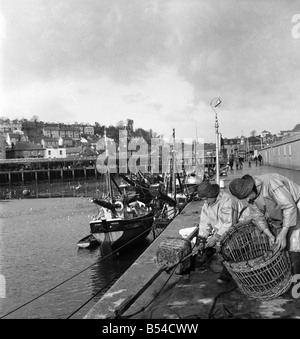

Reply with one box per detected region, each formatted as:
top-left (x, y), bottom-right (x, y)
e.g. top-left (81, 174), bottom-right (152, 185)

top-left (1, 0), bottom-right (300, 323)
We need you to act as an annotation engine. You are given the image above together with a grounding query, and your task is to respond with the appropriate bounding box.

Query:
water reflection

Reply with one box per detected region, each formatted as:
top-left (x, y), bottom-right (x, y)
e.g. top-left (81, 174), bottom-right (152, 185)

top-left (89, 238), bottom-right (152, 301)
top-left (0, 195), bottom-right (153, 319)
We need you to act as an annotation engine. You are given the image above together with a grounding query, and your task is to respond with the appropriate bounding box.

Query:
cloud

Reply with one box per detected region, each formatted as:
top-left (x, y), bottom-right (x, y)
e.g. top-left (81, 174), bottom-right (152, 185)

top-left (1, 0), bottom-right (300, 141)
top-left (1, 0), bottom-right (171, 86)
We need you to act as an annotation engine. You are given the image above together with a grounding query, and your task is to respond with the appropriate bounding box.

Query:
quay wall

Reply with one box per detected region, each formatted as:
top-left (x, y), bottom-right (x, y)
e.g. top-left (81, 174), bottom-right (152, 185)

top-left (260, 134), bottom-right (300, 170)
top-left (83, 164), bottom-right (300, 319)
top-left (0, 166), bottom-right (100, 187)
top-left (84, 200), bottom-right (202, 319)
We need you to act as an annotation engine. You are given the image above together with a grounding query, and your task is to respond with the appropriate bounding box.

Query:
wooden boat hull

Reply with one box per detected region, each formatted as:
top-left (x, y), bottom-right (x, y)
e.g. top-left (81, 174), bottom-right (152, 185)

top-left (90, 212), bottom-right (154, 250)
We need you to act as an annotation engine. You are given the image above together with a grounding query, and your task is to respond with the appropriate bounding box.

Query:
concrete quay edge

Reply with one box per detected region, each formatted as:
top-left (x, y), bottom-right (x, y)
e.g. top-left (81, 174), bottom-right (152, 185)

top-left (84, 165), bottom-right (300, 319)
top-left (84, 200), bottom-right (202, 319)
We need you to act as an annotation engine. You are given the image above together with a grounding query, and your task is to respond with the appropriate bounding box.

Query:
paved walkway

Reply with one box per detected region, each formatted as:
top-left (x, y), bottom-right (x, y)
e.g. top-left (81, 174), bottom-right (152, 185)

top-left (221, 163), bottom-right (300, 188)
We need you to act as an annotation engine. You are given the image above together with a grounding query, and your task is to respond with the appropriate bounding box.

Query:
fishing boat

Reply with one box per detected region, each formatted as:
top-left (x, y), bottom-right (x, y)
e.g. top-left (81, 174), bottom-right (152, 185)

top-left (89, 130), bottom-right (154, 252)
top-left (118, 171), bottom-right (154, 205)
top-left (77, 234), bottom-right (99, 249)
top-left (149, 128), bottom-right (194, 228)
top-left (89, 197), bottom-right (154, 251)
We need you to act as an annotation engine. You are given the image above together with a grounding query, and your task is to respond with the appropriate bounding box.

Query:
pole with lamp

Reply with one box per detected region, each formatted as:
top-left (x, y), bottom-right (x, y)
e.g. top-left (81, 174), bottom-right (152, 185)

top-left (210, 97), bottom-right (222, 186)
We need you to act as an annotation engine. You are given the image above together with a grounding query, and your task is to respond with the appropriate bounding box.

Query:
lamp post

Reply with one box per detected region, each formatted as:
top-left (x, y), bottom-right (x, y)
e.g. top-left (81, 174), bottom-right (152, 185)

top-left (210, 97), bottom-right (222, 186)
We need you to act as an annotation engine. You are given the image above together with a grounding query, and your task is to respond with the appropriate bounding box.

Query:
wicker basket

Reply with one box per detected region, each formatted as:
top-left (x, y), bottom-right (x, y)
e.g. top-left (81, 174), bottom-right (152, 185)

top-left (156, 237), bottom-right (192, 274)
top-left (217, 220), bottom-right (292, 300)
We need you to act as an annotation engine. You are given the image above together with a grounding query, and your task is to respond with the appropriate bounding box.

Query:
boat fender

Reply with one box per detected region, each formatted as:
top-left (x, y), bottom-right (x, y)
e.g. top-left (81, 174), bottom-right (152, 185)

top-left (114, 201), bottom-right (124, 212)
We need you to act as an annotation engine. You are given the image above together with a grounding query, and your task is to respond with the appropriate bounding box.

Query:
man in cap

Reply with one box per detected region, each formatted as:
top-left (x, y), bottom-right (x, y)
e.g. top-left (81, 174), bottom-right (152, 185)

top-left (197, 180), bottom-right (256, 283)
top-left (229, 173), bottom-right (300, 275)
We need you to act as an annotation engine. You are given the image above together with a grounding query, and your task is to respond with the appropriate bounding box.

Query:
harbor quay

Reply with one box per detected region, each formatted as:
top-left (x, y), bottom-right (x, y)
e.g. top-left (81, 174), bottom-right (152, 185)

top-left (84, 164), bottom-right (300, 320)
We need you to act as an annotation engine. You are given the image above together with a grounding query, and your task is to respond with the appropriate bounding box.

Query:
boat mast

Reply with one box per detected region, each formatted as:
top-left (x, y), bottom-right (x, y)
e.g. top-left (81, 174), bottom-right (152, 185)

top-left (172, 128), bottom-right (176, 201)
top-left (194, 127), bottom-right (197, 169)
top-left (104, 129), bottom-right (113, 202)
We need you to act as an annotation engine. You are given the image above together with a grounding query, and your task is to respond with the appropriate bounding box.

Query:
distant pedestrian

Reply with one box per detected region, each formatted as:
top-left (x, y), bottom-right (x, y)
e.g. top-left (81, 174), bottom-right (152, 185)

top-left (258, 154), bottom-right (262, 165)
top-left (235, 157), bottom-right (239, 170)
top-left (229, 156), bottom-right (234, 170)
top-left (254, 156), bottom-right (258, 166)
top-left (238, 156), bottom-right (243, 169)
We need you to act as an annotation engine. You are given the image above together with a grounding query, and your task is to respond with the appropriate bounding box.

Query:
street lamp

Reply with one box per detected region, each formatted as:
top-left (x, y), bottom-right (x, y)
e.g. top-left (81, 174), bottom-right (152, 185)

top-left (210, 97), bottom-right (222, 186)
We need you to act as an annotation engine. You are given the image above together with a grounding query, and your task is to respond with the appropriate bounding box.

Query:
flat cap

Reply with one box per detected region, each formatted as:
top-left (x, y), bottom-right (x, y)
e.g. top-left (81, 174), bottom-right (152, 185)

top-left (198, 180), bottom-right (220, 198)
top-left (229, 174), bottom-right (255, 199)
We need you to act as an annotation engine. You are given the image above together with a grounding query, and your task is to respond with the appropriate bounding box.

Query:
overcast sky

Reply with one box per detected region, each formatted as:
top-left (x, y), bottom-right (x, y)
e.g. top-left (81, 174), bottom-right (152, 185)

top-left (1, 0), bottom-right (300, 142)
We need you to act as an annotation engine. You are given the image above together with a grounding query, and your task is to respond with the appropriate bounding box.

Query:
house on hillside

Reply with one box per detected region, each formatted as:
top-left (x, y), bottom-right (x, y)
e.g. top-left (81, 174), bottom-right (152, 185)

top-left (0, 123), bottom-right (22, 133)
top-left (43, 125), bottom-right (60, 138)
top-left (58, 136), bottom-right (74, 147)
top-left (280, 130), bottom-right (292, 138)
top-left (247, 136), bottom-right (262, 150)
top-left (84, 125), bottom-right (94, 135)
top-left (5, 131), bottom-right (28, 146)
top-left (7, 133), bottom-right (22, 145)
top-left (41, 137), bottom-right (59, 149)
top-left (0, 134), bottom-right (6, 159)
top-left (64, 126), bottom-right (80, 139)
top-left (81, 145), bottom-right (97, 157)
top-left (44, 148), bottom-right (66, 159)
top-left (223, 138), bottom-right (241, 157)
top-left (261, 130), bottom-right (272, 138)
top-left (43, 124), bottom-right (81, 139)
top-left (66, 146), bottom-right (82, 158)
top-left (6, 141), bottom-right (45, 159)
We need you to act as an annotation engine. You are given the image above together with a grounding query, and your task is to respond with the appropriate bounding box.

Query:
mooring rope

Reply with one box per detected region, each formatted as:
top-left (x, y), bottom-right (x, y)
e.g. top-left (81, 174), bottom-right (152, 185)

top-left (119, 240), bottom-right (201, 319)
top-left (0, 211), bottom-right (171, 319)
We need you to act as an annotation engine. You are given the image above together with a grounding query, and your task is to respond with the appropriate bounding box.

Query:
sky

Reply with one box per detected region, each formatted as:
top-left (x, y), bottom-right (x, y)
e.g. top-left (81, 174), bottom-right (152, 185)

top-left (0, 0), bottom-right (300, 143)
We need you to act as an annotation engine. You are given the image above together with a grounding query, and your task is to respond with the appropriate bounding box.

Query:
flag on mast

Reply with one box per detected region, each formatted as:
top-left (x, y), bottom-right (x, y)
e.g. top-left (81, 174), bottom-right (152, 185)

top-left (6, 133), bottom-right (11, 146)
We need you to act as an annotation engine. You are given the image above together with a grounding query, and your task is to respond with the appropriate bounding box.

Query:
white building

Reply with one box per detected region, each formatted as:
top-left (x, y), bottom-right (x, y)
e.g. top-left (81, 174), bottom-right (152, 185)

top-left (44, 148), bottom-right (67, 159)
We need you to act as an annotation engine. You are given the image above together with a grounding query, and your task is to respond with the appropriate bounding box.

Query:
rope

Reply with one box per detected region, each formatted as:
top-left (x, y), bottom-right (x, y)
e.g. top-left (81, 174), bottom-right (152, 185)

top-left (66, 260), bottom-right (136, 319)
top-left (119, 241), bottom-right (201, 319)
top-left (65, 206), bottom-right (176, 318)
top-left (208, 285), bottom-right (238, 319)
top-left (118, 265), bottom-right (177, 319)
top-left (0, 230), bottom-right (154, 319)
top-left (0, 197), bottom-right (179, 319)
top-left (0, 263), bottom-right (96, 318)
top-left (127, 176), bottom-right (191, 199)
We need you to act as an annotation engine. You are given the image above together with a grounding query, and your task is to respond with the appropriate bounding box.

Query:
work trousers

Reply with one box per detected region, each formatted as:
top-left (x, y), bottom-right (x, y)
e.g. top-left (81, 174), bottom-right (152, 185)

top-left (289, 252), bottom-right (300, 275)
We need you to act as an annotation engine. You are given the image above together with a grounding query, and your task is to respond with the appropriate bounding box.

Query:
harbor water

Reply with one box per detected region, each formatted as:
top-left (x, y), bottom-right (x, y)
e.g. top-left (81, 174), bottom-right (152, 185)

top-left (1, 164), bottom-right (300, 319)
top-left (0, 196), bottom-right (155, 319)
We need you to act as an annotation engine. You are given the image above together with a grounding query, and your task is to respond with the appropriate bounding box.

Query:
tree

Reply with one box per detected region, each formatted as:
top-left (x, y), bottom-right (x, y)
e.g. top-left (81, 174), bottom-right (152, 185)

top-left (116, 120), bottom-right (125, 129)
top-left (292, 123), bottom-right (300, 132)
top-left (30, 115), bottom-right (43, 129)
top-left (133, 128), bottom-right (151, 144)
top-left (126, 119), bottom-right (134, 134)
top-left (31, 115), bottom-right (39, 123)
top-left (250, 130), bottom-right (257, 137)
top-left (21, 116), bottom-right (43, 142)
top-left (106, 125), bottom-right (119, 142)
top-left (0, 116), bottom-right (10, 124)
top-left (94, 124), bottom-right (105, 136)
